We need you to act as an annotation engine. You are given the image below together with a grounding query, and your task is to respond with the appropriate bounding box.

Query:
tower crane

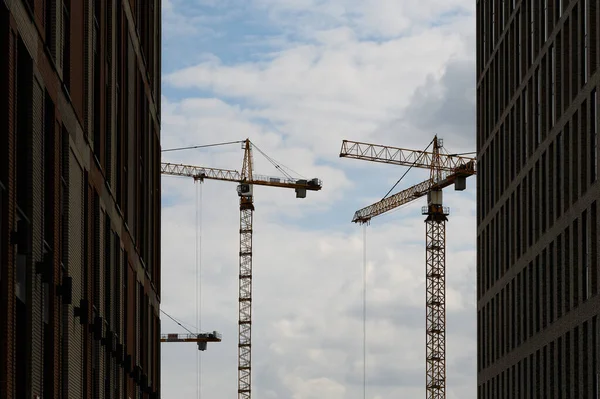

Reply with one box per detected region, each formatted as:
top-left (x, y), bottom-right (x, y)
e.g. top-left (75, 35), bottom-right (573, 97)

top-left (162, 139), bottom-right (323, 399)
top-left (339, 136), bottom-right (475, 399)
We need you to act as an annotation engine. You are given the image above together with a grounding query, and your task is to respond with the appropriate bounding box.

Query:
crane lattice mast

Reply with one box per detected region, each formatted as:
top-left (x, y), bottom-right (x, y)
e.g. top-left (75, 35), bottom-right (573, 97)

top-left (238, 140), bottom-right (254, 399)
top-left (340, 136), bottom-right (475, 399)
top-left (162, 139), bottom-right (322, 399)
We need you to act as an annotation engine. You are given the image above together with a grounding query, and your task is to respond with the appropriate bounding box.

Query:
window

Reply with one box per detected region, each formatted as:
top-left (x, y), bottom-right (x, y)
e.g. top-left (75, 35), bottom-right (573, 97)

top-left (551, 45), bottom-right (556, 125)
top-left (574, 327), bottom-right (580, 397)
top-left (104, 0), bottom-right (112, 185)
top-left (542, 250), bottom-right (548, 328)
top-left (516, 184), bottom-right (522, 256)
top-left (136, 281), bottom-right (140, 364)
top-left (583, 210), bottom-right (590, 300)
top-left (492, 0), bottom-right (496, 46)
top-left (530, 0), bottom-right (534, 64)
top-left (583, 0), bottom-right (588, 84)
top-left (584, 322), bottom-right (590, 390)
top-left (549, 242), bottom-right (555, 323)
top-left (16, 39), bottom-right (33, 213)
top-left (524, 89), bottom-right (529, 158)
top-left (13, 222), bottom-right (28, 299)
top-left (557, 132), bottom-right (563, 216)
top-left (592, 89), bottom-right (597, 183)
top-left (62, 0), bottom-right (71, 89)
top-left (104, 214), bottom-right (112, 327)
top-left (0, 183), bottom-right (3, 281)
top-left (483, 1), bottom-right (487, 62)
top-left (535, 256), bottom-right (541, 332)
top-left (564, 227), bottom-right (571, 312)
top-left (114, 234), bottom-right (121, 337)
top-left (563, 124), bottom-right (570, 213)
top-left (537, 69), bottom-right (541, 146)
top-left (581, 101), bottom-right (589, 193)
top-left (93, 0), bottom-right (101, 159)
top-left (122, 251), bottom-right (129, 398)
top-left (518, 10), bottom-right (522, 80)
top-left (593, 317), bottom-right (599, 398)
top-left (571, 114), bottom-right (579, 203)
top-left (592, 202), bottom-right (598, 296)
top-left (60, 125), bottom-right (68, 268)
top-left (93, 194), bottom-right (101, 310)
top-left (44, 92), bottom-right (55, 246)
top-left (557, 234), bottom-right (563, 318)
top-left (549, 143), bottom-right (555, 224)
top-left (544, 0), bottom-right (548, 41)
top-left (528, 172), bottom-right (533, 246)
top-left (15, 299), bottom-right (27, 394)
top-left (557, 336), bottom-right (563, 391)
top-left (43, 278), bottom-right (52, 396)
top-left (528, 262), bottom-right (534, 336)
top-left (550, 342), bottom-right (555, 391)
top-left (45, 0), bottom-right (55, 53)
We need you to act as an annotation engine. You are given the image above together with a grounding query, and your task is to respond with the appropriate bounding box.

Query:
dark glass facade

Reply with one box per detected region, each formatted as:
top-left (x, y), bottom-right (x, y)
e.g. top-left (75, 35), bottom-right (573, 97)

top-left (477, 0), bottom-right (600, 396)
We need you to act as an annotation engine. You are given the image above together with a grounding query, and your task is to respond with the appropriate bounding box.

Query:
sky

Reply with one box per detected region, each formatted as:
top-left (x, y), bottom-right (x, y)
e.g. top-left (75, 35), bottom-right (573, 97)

top-left (159, 0), bottom-right (478, 398)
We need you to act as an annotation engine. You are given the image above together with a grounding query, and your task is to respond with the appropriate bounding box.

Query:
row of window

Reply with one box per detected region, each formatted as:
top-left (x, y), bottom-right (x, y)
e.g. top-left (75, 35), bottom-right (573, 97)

top-left (477, 0), bottom-right (595, 151)
top-left (88, 189), bottom-right (160, 396)
top-left (479, 201), bottom-right (598, 370)
top-left (478, 0), bottom-right (571, 77)
top-left (479, 48), bottom-right (598, 222)
top-left (91, 0), bottom-right (161, 283)
top-left (479, 316), bottom-right (599, 398)
top-left (478, 91), bottom-right (598, 298)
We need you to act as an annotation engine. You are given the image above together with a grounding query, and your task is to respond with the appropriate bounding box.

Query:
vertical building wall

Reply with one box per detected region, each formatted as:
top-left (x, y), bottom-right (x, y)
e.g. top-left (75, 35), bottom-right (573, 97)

top-left (477, 0), bottom-right (600, 396)
top-left (0, 0), bottom-right (162, 398)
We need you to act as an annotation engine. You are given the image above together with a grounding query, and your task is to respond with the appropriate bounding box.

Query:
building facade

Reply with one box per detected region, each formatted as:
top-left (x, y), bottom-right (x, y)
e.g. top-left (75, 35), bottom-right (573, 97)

top-left (0, 0), bottom-right (161, 398)
top-left (476, 0), bottom-right (600, 396)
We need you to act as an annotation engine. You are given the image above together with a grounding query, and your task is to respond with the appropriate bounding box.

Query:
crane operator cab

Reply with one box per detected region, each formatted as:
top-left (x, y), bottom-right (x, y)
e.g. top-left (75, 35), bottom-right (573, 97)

top-left (237, 183), bottom-right (253, 197)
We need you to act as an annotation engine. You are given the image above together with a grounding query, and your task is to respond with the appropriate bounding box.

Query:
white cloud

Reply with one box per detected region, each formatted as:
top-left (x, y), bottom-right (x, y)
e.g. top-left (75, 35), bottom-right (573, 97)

top-left (160, 0), bottom-right (477, 397)
top-left (164, 20), bottom-right (476, 159)
top-left (252, 0), bottom-right (473, 38)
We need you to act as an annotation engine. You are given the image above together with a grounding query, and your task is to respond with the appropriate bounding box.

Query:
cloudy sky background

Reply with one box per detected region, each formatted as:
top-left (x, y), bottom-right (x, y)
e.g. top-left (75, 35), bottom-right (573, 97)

top-left (159, 0), bottom-right (478, 397)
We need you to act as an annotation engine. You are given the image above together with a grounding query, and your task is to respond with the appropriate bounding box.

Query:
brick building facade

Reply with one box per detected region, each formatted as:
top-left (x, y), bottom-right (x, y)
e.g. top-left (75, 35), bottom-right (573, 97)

top-left (0, 0), bottom-right (161, 398)
top-left (477, 0), bottom-right (600, 396)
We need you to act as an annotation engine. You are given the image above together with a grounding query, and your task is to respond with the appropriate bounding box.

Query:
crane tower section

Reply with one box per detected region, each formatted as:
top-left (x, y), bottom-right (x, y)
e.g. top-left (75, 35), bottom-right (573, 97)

top-left (238, 140), bottom-right (254, 398)
top-left (423, 191), bottom-right (448, 398)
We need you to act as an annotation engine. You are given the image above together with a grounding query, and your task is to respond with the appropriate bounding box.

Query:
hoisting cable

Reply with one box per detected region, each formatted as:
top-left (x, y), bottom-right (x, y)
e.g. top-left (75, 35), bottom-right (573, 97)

top-left (362, 224), bottom-right (368, 399)
top-left (160, 309), bottom-right (196, 335)
top-left (250, 141), bottom-right (305, 180)
top-left (381, 138), bottom-right (434, 200)
top-left (161, 140), bottom-right (244, 153)
top-left (195, 181), bottom-right (204, 398)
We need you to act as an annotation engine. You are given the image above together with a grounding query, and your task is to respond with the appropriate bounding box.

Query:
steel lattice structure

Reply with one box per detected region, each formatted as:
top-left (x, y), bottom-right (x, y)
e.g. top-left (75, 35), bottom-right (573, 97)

top-left (423, 204), bottom-right (448, 399)
top-left (340, 139), bottom-right (475, 172)
top-left (238, 198), bottom-right (254, 398)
